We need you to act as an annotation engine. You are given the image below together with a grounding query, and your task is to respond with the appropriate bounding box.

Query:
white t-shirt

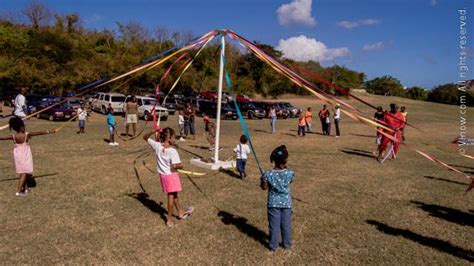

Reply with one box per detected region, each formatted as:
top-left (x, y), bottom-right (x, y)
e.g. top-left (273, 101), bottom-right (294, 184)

top-left (178, 114), bottom-right (184, 125)
top-left (14, 94), bottom-right (26, 117)
top-left (78, 108), bottom-right (87, 120)
top-left (334, 108), bottom-right (341, 119)
top-left (147, 139), bottom-right (181, 175)
top-left (233, 143), bottom-right (251, 160)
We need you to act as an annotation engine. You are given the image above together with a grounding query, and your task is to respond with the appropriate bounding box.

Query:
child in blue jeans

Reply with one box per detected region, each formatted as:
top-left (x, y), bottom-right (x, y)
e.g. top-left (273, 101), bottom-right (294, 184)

top-left (260, 145), bottom-right (294, 251)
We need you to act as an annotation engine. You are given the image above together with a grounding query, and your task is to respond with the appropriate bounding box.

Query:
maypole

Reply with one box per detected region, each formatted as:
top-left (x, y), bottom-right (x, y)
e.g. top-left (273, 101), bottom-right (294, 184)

top-left (214, 33), bottom-right (225, 163)
top-left (190, 30), bottom-right (234, 170)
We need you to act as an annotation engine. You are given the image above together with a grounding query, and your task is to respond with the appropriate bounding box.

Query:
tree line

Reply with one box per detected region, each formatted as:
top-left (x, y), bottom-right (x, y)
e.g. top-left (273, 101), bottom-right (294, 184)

top-left (0, 0), bottom-right (470, 106)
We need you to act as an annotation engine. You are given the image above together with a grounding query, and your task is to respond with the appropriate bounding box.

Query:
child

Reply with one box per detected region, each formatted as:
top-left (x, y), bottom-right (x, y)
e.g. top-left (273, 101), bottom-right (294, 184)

top-left (260, 145), bottom-right (294, 251)
top-left (107, 108), bottom-right (118, 146)
top-left (143, 127), bottom-right (194, 227)
top-left (77, 103), bottom-right (89, 134)
top-left (178, 109), bottom-right (185, 141)
top-left (297, 112), bottom-right (306, 137)
top-left (233, 135), bottom-right (251, 179)
top-left (0, 117), bottom-right (56, 196)
top-left (203, 115), bottom-right (216, 151)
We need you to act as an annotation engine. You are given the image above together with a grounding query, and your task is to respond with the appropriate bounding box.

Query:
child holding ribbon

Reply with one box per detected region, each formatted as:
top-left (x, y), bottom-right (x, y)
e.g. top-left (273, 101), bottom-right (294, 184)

top-left (143, 127), bottom-right (194, 227)
top-left (0, 117), bottom-right (56, 197)
top-left (260, 145), bottom-right (295, 251)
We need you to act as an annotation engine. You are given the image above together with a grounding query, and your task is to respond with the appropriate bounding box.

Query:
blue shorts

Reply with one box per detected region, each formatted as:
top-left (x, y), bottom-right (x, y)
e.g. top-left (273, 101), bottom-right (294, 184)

top-left (79, 120), bottom-right (85, 128)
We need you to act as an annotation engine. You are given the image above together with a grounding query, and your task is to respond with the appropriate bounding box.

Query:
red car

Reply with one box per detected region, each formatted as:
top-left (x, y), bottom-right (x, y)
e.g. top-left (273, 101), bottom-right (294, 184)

top-left (37, 103), bottom-right (77, 121)
top-left (200, 91), bottom-right (218, 100)
top-left (235, 94), bottom-right (253, 102)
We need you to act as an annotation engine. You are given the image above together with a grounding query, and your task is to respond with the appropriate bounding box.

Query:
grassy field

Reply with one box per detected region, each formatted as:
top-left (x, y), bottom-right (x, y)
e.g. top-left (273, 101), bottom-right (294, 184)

top-left (1, 93), bottom-right (473, 264)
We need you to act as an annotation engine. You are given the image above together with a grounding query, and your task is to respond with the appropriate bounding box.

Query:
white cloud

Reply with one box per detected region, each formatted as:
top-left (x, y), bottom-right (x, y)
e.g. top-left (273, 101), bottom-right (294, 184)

top-left (276, 35), bottom-right (350, 62)
top-left (362, 42), bottom-right (385, 51)
top-left (277, 0), bottom-right (316, 27)
top-left (430, 0), bottom-right (438, 6)
top-left (336, 19), bottom-right (381, 29)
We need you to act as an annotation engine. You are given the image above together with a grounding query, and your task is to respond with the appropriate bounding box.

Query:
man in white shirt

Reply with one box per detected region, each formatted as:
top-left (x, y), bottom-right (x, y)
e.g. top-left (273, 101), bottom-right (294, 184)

top-left (334, 104), bottom-right (341, 138)
top-left (13, 87), bottom-right (28, 118)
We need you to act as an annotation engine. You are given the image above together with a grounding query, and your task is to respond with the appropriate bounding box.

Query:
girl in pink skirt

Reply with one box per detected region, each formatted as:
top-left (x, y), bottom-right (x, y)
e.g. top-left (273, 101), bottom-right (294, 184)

top-left (0, 117), bottom-right (56, 197)
top-left (143, 127), bottom-right (194, 227)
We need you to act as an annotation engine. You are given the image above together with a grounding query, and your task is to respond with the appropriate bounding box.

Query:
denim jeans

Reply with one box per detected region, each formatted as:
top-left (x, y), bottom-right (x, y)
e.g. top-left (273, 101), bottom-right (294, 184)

top-left (236, 159), bottom-right (247, 177)
top-left (306, 122), bottom-right (312, 132)
top-left (270, 116), bottom-right (277, 133)
top-left (334, 118), bottom-right (340, 136)
top-left (297, 125), bottom-right (305, 136)
top-left (267, 207), bottom-right (292, 251)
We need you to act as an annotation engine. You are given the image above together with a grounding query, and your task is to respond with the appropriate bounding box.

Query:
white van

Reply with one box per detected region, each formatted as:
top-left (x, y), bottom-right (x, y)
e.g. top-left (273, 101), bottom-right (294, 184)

top-left (124, 95), bottom-right (169, 121)
top-left (90, 92), bottom-right (126, 114)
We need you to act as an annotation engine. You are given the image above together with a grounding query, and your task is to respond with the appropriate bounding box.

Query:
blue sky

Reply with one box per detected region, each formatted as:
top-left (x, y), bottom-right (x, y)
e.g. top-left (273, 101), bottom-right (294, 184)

top-left (1, 0), bottom-right (472, 88)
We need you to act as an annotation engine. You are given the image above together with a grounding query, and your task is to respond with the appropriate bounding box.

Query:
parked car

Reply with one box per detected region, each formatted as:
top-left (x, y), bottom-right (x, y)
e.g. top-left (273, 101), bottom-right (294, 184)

top-left (158, 96), bottom-right (177, 115)
top-left (253, 101), bottom-right (290, 119)
top-left (276, 102), bottom-right (301, 118)
top-left (63, 97), bottom-right (83, 110)
top-left (235, 94), bottom-right (253, 102)
top-left (124, 95), bottom-right (169, 121)
top-left (200, 91), bottom-right (232, 101)
top-left (235, 101), bottom-right (265, 119)
top-left (198, 100), bottom-right (238, 120)
top-left (37, 102), bottom-right (77, 121)
top-left (90, 92), bottom-right (126, 114)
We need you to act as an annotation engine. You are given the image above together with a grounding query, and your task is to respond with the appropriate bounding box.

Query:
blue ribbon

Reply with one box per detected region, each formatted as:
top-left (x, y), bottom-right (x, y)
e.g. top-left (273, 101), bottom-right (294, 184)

top-left (221, 41), bottom-right (264, 175)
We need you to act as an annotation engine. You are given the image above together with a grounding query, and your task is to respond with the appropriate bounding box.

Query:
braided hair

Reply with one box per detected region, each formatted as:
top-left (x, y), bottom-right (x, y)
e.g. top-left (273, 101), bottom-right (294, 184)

top-left (270, 145), bottom-right (288, 167)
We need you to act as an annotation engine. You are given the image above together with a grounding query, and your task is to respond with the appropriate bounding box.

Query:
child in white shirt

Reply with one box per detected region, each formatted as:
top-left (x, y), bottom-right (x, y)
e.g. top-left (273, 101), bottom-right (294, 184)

top-left (233, 135), bottom-right (251, 179)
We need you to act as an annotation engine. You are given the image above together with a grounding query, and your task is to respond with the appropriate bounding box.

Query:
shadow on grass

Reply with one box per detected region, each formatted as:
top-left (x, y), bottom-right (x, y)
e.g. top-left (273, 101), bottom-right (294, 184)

top-left (281, 133), bottom-right (297, 137)
top-left (289, 129), bottom-right (325, 135)
top-left (340, 148), bottom-right (376, 159)
top-left (127, 192), bottom-right (167, 222)
top-left (411, 201), bottom-right (474, 227)
top-left (367, 220), bottom-right (474, 262)
top-left (189, 145), bottom-right (210, 150)
top-left (350, 133), bottom-right (376, 138)
top-left (423, 176), bottom-right (469, 186)
top-left (0, 172), bottom-right (59, 182)
top-left (218, 210), bottom-right (267, 247)
top-left (175, 146), bottom-right (203, 158)
top-left (219, 168), bottom-right (242, 180)
top-left (254, 129), bottom-right (272, 134)
top-left (103, 138), bottom-right (110, 143)
top-left (449, 164), bottom-right (474, 170)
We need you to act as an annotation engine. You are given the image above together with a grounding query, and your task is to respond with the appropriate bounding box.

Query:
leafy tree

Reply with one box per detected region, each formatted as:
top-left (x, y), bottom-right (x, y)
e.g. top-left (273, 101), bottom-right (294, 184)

top-left (365, 75), bottom-right (406, 97)
top-left (405, 86), bottom-right (428, 101)
top-left (427, 83), bottom-right (473, 106)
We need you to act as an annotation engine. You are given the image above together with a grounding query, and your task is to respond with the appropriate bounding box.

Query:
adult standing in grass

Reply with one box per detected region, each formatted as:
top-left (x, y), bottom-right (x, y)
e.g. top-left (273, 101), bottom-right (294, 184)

top-left (125, 95), bottom-right (138, 137)
top-left (333, 104), bottom-right (341, 138)
top-left (269, 105), bottom-right (277, 134)
top-left (304, 107), bottom-right (313, 132)
top-left (400, 106), bottom-right (407, 141)
top-left (377, 103), bottom-right (405, 162)
top-left (13, 87), bottom-right (28, 119)
top-left (185, 101), bottom-right (196, 140)
top-left (374, 106), bottom-right (385, 147)
top-left (318, 105), bottom-right (330, 135)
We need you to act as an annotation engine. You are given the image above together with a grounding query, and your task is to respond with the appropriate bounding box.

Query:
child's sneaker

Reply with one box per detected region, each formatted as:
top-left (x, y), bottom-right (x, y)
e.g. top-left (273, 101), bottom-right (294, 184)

top-left (109, 142), bottom-right (115, 146)
top-left (179, 137), bottom-right (185, 141)
top-left (113, 142), bottom-right (119, 146)
top-left (24, 188), bottom-right (31, 193)
top-left (15, 192), bottom-right (26, 197)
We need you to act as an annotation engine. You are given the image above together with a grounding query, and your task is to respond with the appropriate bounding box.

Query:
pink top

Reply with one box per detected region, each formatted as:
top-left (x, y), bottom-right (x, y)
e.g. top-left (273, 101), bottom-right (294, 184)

top-left (13, 133), bottom-right (33, 174)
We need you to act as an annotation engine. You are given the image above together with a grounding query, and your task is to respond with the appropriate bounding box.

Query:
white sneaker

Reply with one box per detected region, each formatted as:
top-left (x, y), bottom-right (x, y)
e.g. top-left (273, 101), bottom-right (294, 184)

top-left (180, 137), bottom-right (185, 141)
top-left (109, 142), bottom-right (115, 146)
top-left (15, 192), bottom-right (26, 197)
top-left (113, 142), bottom-right (119, 146)
top-left (24, 188), bottom-right (31, 193)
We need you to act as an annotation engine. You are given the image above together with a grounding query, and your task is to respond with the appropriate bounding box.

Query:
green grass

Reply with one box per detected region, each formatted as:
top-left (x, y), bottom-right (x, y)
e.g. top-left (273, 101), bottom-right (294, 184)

top-left (1, 93), bottom-right (473, 264)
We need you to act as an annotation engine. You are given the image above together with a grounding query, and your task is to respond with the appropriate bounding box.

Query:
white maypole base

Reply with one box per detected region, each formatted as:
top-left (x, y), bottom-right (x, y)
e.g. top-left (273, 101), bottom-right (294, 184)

top-left (190, 158), bottom-right (235, 170)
